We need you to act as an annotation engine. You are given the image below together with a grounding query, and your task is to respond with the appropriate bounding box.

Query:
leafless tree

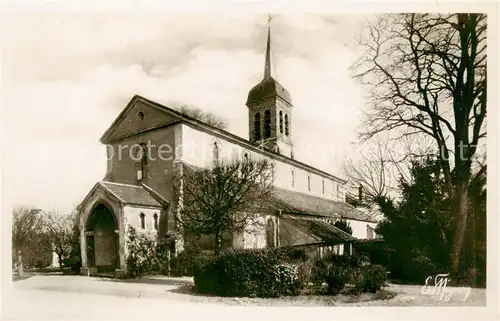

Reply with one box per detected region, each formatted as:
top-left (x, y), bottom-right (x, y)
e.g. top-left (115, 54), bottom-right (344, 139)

top-left (43, 210), bottom-right (75, 269)
top-left (352, 13), bottom-right (487, 274)
top-left (12, 206), bottom-right (44, 276)
top-left (344, 134), bottom-right (434, 208)
top-left (178, 105), bottom-right (228, 130)
top-left (174, 159), bottom-right (275, 255)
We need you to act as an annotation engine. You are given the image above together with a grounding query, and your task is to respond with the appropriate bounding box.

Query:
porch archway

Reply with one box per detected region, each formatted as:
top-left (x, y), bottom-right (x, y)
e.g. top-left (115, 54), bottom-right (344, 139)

top-left (85, 202), bottom-right (119, 272)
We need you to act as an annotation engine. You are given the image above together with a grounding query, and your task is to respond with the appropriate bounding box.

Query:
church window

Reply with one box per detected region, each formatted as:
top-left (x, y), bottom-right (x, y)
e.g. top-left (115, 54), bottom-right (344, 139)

top-left (140, 213), bottom-right (145, 229)
top-left (336, 184), bottom-right (341, 198)
top-left (322, 179), bottom-right (325, 194)
top-left (284, 114), bottom-right (289, 136)
top-left (264, 110), bottom-right (271, 138)
top-left (138, 111), bottom-right (145, 121)
top-left (153, 213), bottom-right (158, 230)
top-left (254, 113), bottom-right (261, 140)
top-left (307, 175), bottom-right (311, 191)
top-left (279, 111), bottom-right (283, 134)
top-left (291, 169), bottom-right (295, 187)
top-left (212, 141), bottom-right (220, 165)
top-left (243, 153), bottom-right (249, 162)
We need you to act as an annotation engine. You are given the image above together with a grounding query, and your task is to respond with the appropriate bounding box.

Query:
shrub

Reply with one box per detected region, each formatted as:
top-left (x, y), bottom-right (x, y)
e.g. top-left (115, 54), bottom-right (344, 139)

top-left (311, 258), bottom-right (349, 295)
top-left (354, 264), bottom-right (387, 293)
top-left (296, 260), bottom-right (314, 288)
top-left (193, 258), bottom-right (218, 294)
top-left (193, 248), bottom-right (304, 298)
top-left (311, 253), bottom-right (376, 295)
top-left (125, 226), bottom-right (174, 278)
top-left (174, 244), bottom-right (213, 276)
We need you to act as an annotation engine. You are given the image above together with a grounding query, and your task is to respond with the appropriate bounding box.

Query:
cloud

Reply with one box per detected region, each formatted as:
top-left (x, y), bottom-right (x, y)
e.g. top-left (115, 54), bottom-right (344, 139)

top-left (2, 12), bottom-right (367, 212)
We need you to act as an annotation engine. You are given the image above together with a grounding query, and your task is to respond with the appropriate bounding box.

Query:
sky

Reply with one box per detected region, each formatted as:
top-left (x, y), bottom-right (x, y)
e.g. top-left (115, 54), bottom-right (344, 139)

top-left (2, 11), bottom-right (372, 213)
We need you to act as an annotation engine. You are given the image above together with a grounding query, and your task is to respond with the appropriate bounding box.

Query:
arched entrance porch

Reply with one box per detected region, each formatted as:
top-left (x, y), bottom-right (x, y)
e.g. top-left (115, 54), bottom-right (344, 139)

top-left (85, 203), bottom-right (119, 272)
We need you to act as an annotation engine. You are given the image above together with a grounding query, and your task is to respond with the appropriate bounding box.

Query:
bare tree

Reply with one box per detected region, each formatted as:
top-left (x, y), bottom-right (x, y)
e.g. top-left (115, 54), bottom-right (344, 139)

top-left (174, 159), bottom-right (275, 255)
top-left (178, 105), bottom-right (228, 130)
top-left (352, 13), bottom-right (487, 274)
top-left (43, 210), bottom-right (75, 269)
top-left (12, 206), bottom-right (44, 276)
top-left (344, 134), bottom-right (433, 208)
top-left (344, 138), bottom-right (393, 205)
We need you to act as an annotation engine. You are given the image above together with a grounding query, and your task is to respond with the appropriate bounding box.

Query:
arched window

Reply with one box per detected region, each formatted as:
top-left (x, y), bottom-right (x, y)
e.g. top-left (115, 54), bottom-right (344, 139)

top-left (307, 175), bottom-right (311, 191)
top-left (279, 111), bottom-right (283, 134)
top-left (254, 113), bottom-right (261, 140)
top-left (212, 141), bottom-right (220, 165)
top-left (284, 114), bottom-right (289, 136)
top-left (264, 110), bottom-right (271, 138)
top-left (322, 179), bottom-right (325, 194)
top-left (243, 153), bottom-right (249, 162)
top-left (153, 213), bottom-right (158, 230)
top-left (266, 218), bottom-right (276, 248)
top-left (140, 213), bottom-right (145, 229)
top-left (291, 169), bottom-right (295, 187)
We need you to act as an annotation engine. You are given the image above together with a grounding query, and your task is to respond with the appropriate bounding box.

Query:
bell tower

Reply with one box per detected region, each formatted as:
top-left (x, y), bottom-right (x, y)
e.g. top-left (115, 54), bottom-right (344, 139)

top-left (246, 15), bottom-right (293, 158)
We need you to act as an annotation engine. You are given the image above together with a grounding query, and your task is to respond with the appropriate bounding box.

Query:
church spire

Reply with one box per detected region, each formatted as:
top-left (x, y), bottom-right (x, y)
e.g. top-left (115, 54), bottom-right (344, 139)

top-left (264, 14), bottom-right (272, 80)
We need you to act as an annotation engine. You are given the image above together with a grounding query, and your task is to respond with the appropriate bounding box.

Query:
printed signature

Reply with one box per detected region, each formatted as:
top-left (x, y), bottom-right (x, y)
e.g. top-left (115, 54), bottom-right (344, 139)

top-left (420, 273), bottom-right (471, 302)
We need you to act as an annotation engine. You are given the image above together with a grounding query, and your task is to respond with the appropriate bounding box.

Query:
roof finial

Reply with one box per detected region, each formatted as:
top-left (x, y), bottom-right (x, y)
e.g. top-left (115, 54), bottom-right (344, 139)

top-left (264, 14), bottom-right (272, 80)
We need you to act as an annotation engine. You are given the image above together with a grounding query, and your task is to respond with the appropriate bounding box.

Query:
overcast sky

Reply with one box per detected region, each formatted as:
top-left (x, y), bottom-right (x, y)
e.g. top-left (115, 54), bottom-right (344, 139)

top-left (2, 11), bottom-right (375, 212)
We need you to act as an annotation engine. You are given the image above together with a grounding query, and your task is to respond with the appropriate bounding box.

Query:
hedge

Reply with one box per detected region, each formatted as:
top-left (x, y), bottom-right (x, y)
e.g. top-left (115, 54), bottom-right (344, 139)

top-left (193, 248), bottom-right (306, 298)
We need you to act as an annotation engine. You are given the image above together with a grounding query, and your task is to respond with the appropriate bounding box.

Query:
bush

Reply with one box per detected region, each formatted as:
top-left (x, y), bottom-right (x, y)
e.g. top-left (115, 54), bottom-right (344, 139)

top-left (125, 226), bottom-right (174, 278)
top-left (296, 260), bottom-right (314, 288)
top-left (311, 253), bottom-right (383, 295)
top-left (174, 244), bottom-right (214, 276)
top-left (354, 264), bottom-right (387, 293)
top-left (193, 248), bottom-right (304, 298)
top-left (311, 257), bottom-right (349, 295)
top-left (63, 255), bottom-right (81, 274)
top-left (193, 259), bottom-right (218, 294)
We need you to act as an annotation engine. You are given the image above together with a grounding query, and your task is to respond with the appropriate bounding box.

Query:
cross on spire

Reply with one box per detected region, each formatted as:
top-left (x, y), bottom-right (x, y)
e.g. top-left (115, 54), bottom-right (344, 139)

top-left (264, 14), bottom-right (273, 80)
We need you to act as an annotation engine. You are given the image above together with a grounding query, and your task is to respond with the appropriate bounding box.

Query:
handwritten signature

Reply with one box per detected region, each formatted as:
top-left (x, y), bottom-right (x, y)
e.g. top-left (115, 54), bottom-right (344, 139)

top-left (420, 274), bottom-right (471, 302)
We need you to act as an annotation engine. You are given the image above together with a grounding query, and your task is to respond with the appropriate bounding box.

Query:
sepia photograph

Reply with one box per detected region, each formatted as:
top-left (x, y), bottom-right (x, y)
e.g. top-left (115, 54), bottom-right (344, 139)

top-left (1, 2), bottom-right (497, 321)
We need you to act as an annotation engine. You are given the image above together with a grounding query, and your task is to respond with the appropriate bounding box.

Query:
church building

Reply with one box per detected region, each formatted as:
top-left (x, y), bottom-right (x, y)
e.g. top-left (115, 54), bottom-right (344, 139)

top-left (77, 20), bottom-right (378, 276)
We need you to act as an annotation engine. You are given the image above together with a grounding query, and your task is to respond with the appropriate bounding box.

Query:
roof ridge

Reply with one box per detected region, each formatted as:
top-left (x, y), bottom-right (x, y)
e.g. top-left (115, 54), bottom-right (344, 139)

top-left (100, 181), bottom-right (142, 188)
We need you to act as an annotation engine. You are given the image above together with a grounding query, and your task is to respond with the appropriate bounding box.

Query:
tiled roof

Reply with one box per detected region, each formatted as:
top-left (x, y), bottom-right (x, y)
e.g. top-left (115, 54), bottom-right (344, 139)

top-left (99, 181), bottom-right (162, 208)
top-left (272, 187), bottom-right (377, 223)
top-left (283, 215), bottom-right (356, 243)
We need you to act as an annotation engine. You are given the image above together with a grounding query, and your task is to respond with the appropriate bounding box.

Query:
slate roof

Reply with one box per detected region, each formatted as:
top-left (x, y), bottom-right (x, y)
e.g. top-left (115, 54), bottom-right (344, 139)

top-left (283, 215), bottom-right (356, 243)
top-left (247, 77), bottom-right (292, 105)
top-left (272, 187), bottom-right (377, 223)
top-left (98, 181), bottom-right (163, 208)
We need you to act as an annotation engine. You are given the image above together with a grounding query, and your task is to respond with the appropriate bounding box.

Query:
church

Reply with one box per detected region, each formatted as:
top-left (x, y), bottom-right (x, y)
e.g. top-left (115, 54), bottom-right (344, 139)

top-left (77, 21), bottom-right (378, 276)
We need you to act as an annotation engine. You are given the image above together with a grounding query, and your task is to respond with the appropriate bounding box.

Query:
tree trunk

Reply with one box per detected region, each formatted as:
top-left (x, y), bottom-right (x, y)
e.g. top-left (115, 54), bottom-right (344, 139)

top-left (17, 249), bottom-right (24, 276)
top-left (214, 230), bottom-right (223, 256)
top-left (451, 182), bottom-right (470, 278)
